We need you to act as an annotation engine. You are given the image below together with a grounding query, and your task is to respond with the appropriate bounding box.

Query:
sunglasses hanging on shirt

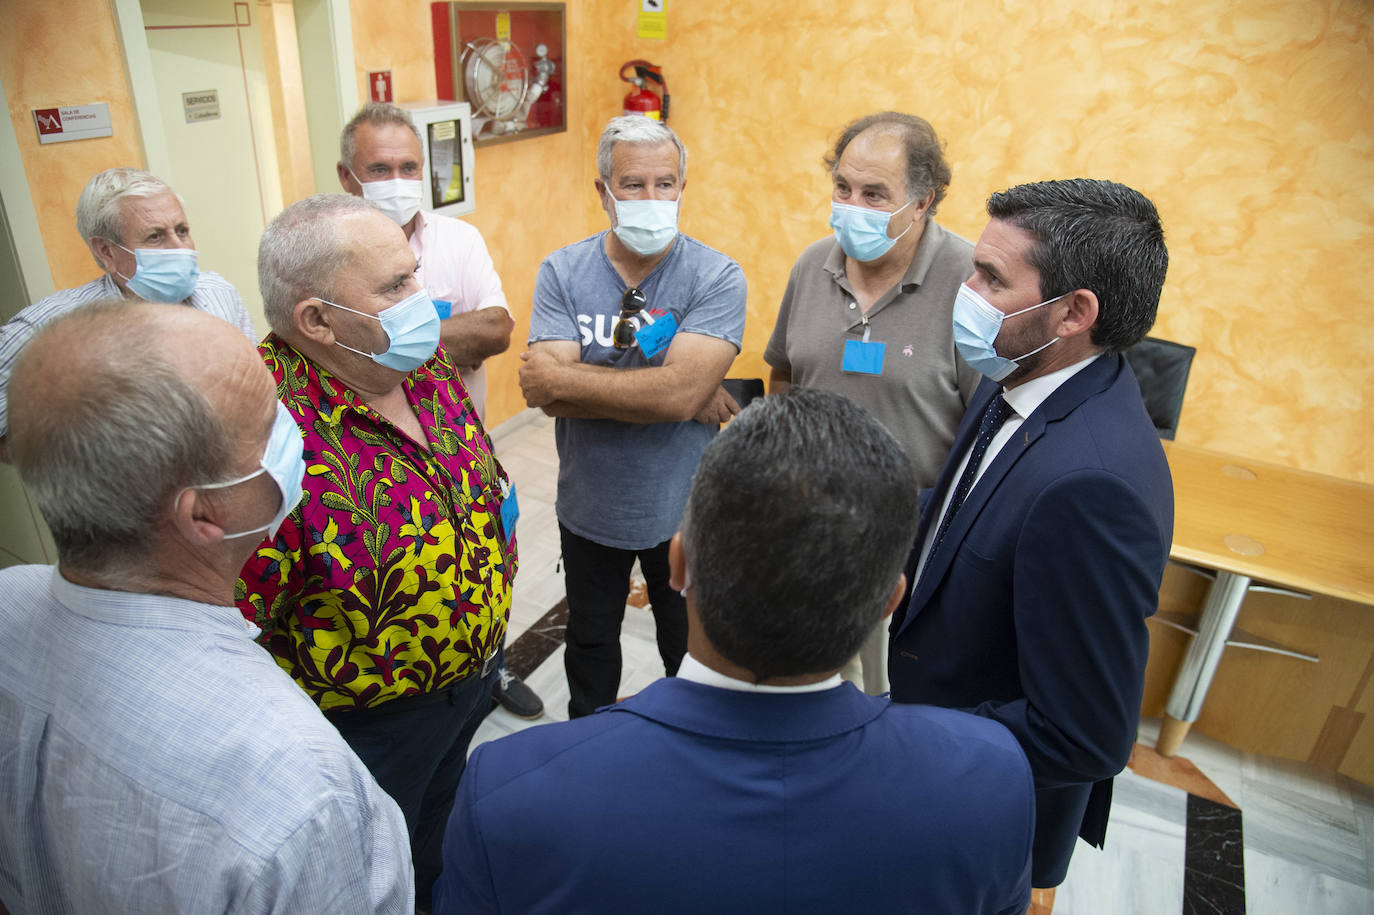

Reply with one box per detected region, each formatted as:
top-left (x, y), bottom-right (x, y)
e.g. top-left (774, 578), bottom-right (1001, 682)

top-left (613, 286), bottom-right (648, 349)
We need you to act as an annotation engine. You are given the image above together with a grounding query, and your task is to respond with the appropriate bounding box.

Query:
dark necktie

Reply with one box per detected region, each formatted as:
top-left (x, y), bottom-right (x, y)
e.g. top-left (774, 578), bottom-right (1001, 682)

top-left (922, 393), bottom-right (1014, 581)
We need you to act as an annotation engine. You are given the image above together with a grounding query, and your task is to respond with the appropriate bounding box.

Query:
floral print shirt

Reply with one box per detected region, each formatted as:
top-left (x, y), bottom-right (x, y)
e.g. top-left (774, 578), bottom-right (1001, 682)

top-left (237, 335), bottom-right (516, 712)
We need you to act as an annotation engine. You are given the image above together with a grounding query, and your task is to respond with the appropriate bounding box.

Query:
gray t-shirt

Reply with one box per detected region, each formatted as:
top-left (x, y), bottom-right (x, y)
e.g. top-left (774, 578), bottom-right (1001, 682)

top-left (529, 231), bottom-right (746, 549)
top-left (764, 222), bottom-right (981, 489)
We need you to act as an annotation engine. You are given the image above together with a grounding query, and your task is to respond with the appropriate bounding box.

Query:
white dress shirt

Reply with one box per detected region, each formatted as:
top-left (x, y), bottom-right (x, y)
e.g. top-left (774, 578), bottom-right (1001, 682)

top-left (912, 354), bottom-right (1102, 590)
top-left (677, 652), bottom-right (844, 694)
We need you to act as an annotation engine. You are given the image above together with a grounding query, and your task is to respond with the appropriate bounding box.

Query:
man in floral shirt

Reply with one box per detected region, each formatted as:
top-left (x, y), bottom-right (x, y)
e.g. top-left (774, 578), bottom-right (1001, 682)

top-left (237, 193), bottom-right (516, 908)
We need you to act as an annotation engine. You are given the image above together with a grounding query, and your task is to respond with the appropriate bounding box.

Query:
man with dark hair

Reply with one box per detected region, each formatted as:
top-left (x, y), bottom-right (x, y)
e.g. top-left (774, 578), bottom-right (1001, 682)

top-left (889, 178), bottom-right (1174, 894)
top-left (0, 302), bottom-right (411, 912)
top-left (435, 389), bottom-right (1034, 914)
top-left (765, 111), bottom-right (980, 694)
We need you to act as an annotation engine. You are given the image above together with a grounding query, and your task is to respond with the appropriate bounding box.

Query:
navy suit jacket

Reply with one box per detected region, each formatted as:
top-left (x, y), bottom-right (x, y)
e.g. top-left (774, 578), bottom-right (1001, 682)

top-left (435, 677), bottom-right (1034, 914)
top-left (888, 353), bottom-right (1173, 888)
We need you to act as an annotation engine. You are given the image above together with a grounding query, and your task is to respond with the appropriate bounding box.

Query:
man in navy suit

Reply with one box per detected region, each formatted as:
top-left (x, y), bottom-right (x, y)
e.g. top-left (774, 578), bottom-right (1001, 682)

top-left (888, 178), bottom-right (1174, 892)
top-left (436, 389), bottom-right (1034, 914)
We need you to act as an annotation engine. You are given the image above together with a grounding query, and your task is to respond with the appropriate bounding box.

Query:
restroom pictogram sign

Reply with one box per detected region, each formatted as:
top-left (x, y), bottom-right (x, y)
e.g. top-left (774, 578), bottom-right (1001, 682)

top-left (369, 71), bottom-right (393, 103)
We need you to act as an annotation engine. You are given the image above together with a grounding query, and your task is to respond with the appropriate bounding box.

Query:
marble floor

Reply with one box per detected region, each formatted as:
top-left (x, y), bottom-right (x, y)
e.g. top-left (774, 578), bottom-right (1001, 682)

top-left (479, 410), bottom-right (1374, 914)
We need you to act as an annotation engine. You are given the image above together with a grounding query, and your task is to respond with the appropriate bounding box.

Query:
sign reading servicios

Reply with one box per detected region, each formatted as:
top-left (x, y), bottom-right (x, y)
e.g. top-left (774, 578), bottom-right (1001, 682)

top-left (182, 90), bottom-right (220, 123)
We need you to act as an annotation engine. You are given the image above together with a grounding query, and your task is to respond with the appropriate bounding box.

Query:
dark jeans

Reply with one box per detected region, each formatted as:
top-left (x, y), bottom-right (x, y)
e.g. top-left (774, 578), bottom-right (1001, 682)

top-left (327, 654), bottom-right (499, 908)
top-left (560, 524), bottom-right (687, 718)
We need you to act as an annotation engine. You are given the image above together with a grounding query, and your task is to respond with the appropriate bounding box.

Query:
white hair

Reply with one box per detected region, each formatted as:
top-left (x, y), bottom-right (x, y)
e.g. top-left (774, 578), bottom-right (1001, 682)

top-left (258, 194), bottom-right (377, 334)
top-left (595, 116), bottom-right (687, 182)
top-left (75, 168), bottom-right (179, 267)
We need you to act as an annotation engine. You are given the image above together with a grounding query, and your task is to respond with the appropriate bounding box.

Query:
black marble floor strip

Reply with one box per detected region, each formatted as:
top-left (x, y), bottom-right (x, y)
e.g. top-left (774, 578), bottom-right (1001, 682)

top-left (1183, 793), bottom-right (1245, 914)
top-left (503, 598), bottom-right (569, 681)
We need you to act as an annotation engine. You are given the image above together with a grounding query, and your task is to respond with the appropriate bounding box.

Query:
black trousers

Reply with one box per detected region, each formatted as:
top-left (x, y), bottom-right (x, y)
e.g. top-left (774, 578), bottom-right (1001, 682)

top-left (559, 524), bottom-right (687, 718)
top-left (327, 653), bottom-right (499, 908)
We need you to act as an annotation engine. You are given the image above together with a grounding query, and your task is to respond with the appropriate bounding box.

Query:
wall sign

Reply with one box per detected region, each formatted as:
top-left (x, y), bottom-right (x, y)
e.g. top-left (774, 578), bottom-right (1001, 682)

top-left (32, 104), bottom-right (113, 144)
top-left (369, 70), bottom-right (394, 103)
top-left (182, 90), bottom-right (221, 123)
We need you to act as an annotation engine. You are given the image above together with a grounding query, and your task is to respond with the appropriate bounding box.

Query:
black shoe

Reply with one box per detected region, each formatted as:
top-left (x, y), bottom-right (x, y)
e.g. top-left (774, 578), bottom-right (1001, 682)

top-left (493, 666), bottom-right (544, 719)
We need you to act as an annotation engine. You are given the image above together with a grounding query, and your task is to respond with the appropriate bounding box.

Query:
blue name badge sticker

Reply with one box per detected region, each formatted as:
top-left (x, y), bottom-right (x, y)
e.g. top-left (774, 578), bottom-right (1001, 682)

top-left (433, 299), bottom-right (453, 320)
top-left (634, 312), bottom-right (679, 360)
top-left (842, 338), bottom-right (886, 375)
top-left (499, 481), bottom-right (518, 544)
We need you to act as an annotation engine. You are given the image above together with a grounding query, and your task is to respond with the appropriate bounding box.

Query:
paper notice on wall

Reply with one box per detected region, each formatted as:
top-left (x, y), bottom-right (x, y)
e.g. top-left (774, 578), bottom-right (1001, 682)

top-left (637, 0), bottom-right (667, 40)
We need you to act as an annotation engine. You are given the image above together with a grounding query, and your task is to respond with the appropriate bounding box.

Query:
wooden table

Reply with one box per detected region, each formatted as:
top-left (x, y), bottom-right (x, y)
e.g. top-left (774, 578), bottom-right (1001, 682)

top-left (1155, 442), bottom-right (1374, 755)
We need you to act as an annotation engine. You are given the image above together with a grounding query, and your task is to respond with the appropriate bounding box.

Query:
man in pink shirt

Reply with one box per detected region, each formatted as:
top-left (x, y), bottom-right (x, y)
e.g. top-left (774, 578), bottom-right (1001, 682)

top-left (338, 102), bottom-right (541, 720)
top-left (338, 102), bottom-right (513, 419)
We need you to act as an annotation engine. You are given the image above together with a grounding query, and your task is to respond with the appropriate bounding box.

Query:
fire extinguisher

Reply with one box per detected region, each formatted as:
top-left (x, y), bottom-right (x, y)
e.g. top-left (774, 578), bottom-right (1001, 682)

top-left (620, 60), bottom-right (669, 122)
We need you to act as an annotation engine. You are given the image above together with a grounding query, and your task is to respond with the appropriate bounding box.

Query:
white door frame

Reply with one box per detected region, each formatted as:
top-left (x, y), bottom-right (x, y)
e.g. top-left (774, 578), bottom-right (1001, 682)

top-left (112, 0), bottom-right (358, 194)
top-left (0, 76), bottom-right (55, 307)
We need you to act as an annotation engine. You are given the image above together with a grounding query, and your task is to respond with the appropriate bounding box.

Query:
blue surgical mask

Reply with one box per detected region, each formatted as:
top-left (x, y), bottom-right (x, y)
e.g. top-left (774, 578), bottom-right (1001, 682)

top-left (612, 195), bottom-right (679, 256)
top-left (188, 401), bottom-right (305, 541)
top-left (952, 283), bottom-right (1067, 382)
top-left (829, 198), bottom-right (916, 262)
top-left (320, 288), bottom-right (441, 373)
top-left (115, 243), bottom-right (200, 303)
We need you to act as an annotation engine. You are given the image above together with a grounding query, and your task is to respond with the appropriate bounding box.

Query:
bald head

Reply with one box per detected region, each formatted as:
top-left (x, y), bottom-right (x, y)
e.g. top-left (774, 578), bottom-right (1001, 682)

top-left (9, 301), bottom-right (273, 576)
top-left (258, 193), bottom-right (379, 335)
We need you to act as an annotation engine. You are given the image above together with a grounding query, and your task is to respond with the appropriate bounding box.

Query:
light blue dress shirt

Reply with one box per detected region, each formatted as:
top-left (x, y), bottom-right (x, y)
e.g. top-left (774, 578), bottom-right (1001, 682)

top-left (0, 271), bottom-right (256, 436)
top-left (0, 565), bottom-right (413, 914)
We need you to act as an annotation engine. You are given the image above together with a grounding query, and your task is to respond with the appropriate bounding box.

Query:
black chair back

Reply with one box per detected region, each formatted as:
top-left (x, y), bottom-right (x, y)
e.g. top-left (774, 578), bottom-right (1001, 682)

top-left (1124, 337), bottom-right (1196, 440)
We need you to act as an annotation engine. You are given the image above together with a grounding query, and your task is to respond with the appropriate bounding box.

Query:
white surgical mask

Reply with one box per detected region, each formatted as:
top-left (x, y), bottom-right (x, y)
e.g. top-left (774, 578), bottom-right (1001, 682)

top-left (351, 168), bottom-right (424, 227)
top-left (185, 401), bottom-right (305, 541)
top-left (611, 194), bottom-right (679, 256)
top-left (952, 283), bottom-right (1067, 382)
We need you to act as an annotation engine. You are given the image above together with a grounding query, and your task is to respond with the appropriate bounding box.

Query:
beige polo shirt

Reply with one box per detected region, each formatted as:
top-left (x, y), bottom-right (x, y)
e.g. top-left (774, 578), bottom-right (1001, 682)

top-left (764, 221), bottom-right (982, 488)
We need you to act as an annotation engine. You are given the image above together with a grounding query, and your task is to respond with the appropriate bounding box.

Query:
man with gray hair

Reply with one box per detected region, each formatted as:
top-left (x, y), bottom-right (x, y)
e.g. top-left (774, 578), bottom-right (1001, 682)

top-left (337, 102), bottom-right (537, 718)
top-left (237, 193), bottom-right (516, 910)
top-left (435, 389), bottom-right (1033, 913)
top-left (338, 102), bottom-right (513, 417)
top-left (519, 115), bottom-right (746, 719)
top-left (0, 167), bottom-right (254, 454)
top-left (765, 111), bottom-right (981, 696)
top-left (0, 300), bottom-right (411, 912)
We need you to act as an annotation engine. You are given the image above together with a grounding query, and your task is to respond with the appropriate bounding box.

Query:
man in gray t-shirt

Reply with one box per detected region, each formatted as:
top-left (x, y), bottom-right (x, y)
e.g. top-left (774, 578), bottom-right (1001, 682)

top-left (522, 116), bottom-right (746, 718)
top-left (765, 113), bottom-right (980, 697)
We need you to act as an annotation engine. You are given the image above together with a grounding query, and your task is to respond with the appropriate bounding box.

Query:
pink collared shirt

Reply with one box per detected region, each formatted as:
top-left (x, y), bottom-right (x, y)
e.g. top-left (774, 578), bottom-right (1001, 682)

top-left (410, 210), bottom-right (510, 416)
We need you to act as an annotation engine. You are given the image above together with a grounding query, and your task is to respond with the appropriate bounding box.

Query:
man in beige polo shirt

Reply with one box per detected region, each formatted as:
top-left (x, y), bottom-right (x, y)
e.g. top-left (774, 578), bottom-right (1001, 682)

top-left (764, 112), bottom-right (980, 696)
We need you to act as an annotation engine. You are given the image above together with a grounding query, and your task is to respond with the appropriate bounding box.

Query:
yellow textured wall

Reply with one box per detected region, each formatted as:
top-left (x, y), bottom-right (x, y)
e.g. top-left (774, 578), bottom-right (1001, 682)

top-left (3, 0), bottom-right (145, 291)
top-left (352, 0), bottom-right (1373, 480)
top-left (575, 0), bottom-right (1374, 482)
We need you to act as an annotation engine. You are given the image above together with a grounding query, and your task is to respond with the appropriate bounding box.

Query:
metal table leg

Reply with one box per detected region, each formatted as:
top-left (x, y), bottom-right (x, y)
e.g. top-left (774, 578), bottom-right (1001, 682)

top-left (1157, 571), bottom-right (1252, 756)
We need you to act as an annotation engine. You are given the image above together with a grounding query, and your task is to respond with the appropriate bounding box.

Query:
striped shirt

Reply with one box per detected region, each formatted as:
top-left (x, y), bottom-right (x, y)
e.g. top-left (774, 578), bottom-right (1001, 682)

top-left (0, 271), bottom-right (256, 436)
top-left (0, 564), bottom-right (414, 914)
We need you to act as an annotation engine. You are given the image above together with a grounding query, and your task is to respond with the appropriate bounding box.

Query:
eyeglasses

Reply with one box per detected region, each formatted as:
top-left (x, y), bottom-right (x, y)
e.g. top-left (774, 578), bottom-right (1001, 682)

top-left (613, 286), bottom-right (648, 350)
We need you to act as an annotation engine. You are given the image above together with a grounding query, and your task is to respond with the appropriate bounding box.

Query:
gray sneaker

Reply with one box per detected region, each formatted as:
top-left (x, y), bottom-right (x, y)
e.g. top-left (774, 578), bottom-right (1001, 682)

top-left (493, 666), bottom-right (544, 719)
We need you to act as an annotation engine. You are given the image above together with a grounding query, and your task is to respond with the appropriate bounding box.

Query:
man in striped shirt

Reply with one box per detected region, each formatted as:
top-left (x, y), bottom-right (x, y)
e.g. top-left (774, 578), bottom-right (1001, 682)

top-left (0, 167), bottom-right (254, 456)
